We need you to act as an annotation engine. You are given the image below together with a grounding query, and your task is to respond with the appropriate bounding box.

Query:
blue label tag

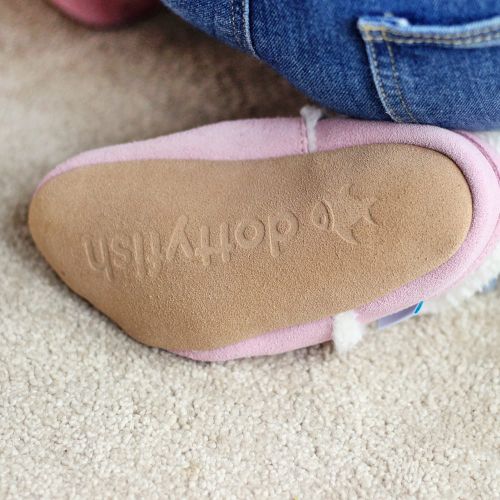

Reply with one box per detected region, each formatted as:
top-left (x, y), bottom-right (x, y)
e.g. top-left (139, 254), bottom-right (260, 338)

top-left (482, 278), bottom-right (498, 293)
top-left (377, 301), bottom-right (424, 329)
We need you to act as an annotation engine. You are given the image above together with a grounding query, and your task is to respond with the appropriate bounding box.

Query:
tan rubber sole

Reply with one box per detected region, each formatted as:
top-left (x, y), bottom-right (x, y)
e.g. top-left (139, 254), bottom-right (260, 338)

top-left (29, 144), bottom-right (472, 351)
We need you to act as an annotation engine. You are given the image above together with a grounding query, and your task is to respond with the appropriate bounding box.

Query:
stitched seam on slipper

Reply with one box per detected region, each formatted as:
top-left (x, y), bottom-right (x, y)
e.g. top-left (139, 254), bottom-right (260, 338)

top-left (458, 132), bottom-right (500, 185)
top-left (299, 118), bottom-right (308, 154)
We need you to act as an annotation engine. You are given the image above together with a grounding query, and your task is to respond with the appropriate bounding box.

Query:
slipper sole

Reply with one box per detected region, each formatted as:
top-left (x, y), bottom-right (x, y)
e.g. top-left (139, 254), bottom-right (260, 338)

top-left (29, 143), bottom-right (472, 351)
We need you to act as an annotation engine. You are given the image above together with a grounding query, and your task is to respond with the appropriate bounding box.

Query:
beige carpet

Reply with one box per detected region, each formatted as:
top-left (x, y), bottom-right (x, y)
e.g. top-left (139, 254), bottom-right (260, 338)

top-left (1, 1), bottom-right (499, 497)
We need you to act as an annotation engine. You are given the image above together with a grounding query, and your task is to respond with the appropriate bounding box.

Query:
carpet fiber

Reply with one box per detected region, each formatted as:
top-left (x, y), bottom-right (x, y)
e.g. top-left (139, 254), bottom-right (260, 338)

top-left (1, 1), bottom-right (499, 497)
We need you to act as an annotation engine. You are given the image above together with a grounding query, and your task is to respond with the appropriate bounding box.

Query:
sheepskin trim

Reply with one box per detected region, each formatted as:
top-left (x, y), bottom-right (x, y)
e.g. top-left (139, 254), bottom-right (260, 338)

top-left (424, 243), bottom-right (500, 314)
top-left (332, 311), bottom-right (365, 354)
top-left (475, 130), bottom-right (500, 152)
top-left (300, 105), bottom-right (324, 153)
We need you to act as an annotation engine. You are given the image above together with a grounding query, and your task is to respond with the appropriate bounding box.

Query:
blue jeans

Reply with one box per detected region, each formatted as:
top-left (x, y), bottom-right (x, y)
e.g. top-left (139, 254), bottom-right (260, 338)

top-left (160, 0), bottom-right (500, 131)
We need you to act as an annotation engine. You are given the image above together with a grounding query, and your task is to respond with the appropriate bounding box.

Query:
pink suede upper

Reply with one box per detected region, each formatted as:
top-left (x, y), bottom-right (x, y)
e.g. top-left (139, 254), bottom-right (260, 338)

top-left (37, 118), bottom-right (500, 361)
top-left (316, 121), bottom-right (500, 325)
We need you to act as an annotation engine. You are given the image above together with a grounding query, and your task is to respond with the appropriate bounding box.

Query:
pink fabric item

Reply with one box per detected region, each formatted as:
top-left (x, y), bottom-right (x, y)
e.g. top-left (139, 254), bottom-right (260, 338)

top-left (37, 118), bottom-right (500, 361)
top-left (316, 121), bottom-right (500, 325)
top-left (50, 0), bottom-right (158, 27)
top-left (38, 118), bottom-right (307, 191)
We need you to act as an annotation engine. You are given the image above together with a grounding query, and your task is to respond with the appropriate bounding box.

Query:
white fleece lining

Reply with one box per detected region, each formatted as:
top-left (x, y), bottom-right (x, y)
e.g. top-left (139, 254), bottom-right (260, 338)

top-left (300, 105), bottom-right (324, 153)
top-left (332, 311), bottom-right (366, 354)
top-left (328, 126), bottom-right (500, 345)
top-left (424, 243), bottom-right (500, 314)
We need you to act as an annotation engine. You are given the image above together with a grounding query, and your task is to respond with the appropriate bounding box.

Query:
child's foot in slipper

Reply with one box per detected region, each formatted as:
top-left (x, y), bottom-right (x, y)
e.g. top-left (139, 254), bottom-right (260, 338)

top-left (29, 112), bottom-right (500, 361)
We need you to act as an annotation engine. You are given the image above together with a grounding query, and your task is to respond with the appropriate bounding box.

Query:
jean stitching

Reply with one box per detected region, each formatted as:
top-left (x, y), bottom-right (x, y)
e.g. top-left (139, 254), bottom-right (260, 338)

top-left (232, 0), bottom-right (245, 49)
top-left (365, 40), bottom-right (403, 122)
top-left (365, 32), bottom-right (500, 42)
top-left (230, 0), bottom-right (237, 48)
top-left (361, 24), bottom-right (500, 39)
top-left (242, 0), bottom-right (258, 57)
top-left (362, 32), bottom-right (500, 46)
top-left (385, 40), bottom-right (418, 123)
top-left (242, 0), bottom-right (248, 51)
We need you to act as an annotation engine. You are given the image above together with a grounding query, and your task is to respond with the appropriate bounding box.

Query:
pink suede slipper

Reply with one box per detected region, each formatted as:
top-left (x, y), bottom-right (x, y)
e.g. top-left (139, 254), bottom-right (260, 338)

top-left (29, 110), bottom-right (500, 361)
top-left (49, 0), bottom-right (159, 28)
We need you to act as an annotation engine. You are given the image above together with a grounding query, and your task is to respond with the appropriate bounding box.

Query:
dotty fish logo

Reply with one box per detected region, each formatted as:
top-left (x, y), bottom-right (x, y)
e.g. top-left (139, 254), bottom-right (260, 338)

top-left (82, 210), bottom-right (300, 281)
top-left (82, 185), bottom-right (377, 281)
top-left (311, 185), bottom-right (376, 244)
